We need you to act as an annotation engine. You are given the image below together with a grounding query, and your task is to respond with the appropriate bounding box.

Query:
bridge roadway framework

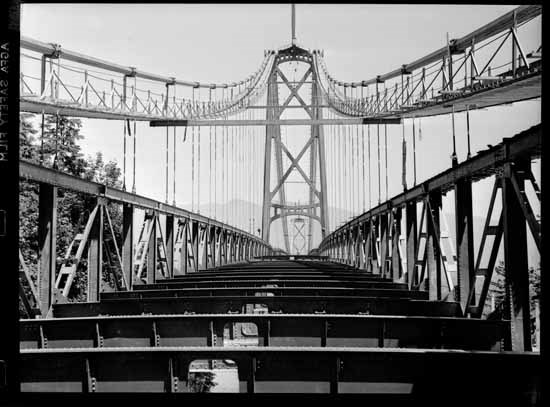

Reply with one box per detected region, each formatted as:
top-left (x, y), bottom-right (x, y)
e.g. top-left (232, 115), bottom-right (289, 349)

top-left (18, 258), bottom-right (541, 395)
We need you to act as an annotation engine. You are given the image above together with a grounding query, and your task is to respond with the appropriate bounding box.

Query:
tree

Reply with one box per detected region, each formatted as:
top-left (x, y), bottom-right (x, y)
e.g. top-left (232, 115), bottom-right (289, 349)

top-left (19, 113), bottom-right (41, 316)
top-left (483, 260), bottom-right (541, 347)
top-left (19, 113), bottom-right (125, 313)
top-left (187, 371), bottom-right (217, 393)
top-left (529, 265), bottom-right (541, 348)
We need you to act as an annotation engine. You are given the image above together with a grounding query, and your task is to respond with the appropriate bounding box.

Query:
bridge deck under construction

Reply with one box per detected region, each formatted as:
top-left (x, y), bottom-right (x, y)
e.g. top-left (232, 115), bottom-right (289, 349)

top-left (19, 259), bottom-right (540, 394)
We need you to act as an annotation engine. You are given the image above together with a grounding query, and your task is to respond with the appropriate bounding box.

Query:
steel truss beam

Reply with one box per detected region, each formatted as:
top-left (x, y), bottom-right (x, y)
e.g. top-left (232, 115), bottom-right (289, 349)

top-left (21, 163), bottom-right (272, 315)
top-left (314, 6), bottom-right (541, 119)
top-left (318, 124), bottom-right (541, 351)
top-left (20, 160), bottom-right (265, 244)
top-left (149, 118), bottom-right (402, 127)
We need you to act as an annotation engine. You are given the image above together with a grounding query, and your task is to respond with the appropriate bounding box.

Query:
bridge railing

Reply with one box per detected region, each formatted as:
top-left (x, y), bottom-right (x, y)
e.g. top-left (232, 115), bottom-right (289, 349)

top-left (316, 124), bottom-right (541, 350)
top-left (19, 160), bottom-right (273, 318)
top-left (20, 37), bottom-right (275, 120)
top-left (314, 5), bottom-right (541, 118)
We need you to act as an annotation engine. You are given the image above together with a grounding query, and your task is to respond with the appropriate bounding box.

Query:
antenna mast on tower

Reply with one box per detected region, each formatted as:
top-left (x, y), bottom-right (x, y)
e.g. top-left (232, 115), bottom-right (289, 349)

top-left (291, 4), bottom-right (296, 45)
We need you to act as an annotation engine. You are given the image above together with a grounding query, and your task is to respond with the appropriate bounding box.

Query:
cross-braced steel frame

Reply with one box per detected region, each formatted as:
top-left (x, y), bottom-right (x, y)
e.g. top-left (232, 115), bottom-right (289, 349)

top-left (261, 45), bottom-right (329, 253)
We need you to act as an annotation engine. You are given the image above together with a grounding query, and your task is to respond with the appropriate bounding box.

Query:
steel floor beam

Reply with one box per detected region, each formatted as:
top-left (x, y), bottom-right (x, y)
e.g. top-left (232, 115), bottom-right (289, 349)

top-left (103, 287), bottom-right (428, 300)
top-left (53, 295), bottom-right (461, 318)
top-left (21, 314), bottom-right (508, 352)
top-left (20, 347), bottom-right (540, 394)
top-left (135, 279), bottom-right (408, 290)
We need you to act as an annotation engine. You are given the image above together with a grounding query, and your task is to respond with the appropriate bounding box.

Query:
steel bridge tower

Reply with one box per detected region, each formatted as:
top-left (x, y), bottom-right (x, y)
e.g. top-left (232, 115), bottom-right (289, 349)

top-left (261, 45), bottom-right (329, 253)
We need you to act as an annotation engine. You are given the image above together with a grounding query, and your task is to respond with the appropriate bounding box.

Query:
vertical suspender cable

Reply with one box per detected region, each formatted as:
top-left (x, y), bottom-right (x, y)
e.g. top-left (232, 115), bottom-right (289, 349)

top-left (165, 126), bottom-right (169, 203)
top-left (344, 125), bottom-right (351, 219)
top-left (355, 124), bottom-right (360, 214)
top-left (173, 87), bottom-right (177, 206)
top-left (242, 111), bottom-right (246, 230)
top-left (248, 114), bottom-right (250, 233)
top-left (209, 88), bottom-right (212, 217)
top-left (334, 116), bottom-right (337, 228)
top-left (236, 107), bottom-right (238, 228)
top-left (40, 110), bottom-right (45, 165)
top-left (354, 124), bottom-right (359, 214)
top-left (238, 114), bottom-right (241, 228)
top-left (238, 112), bottom-right (242, 229)
top-left (368, 124), bottom-right (371, 210)
top-left (173, 127), bottom-right (177, 206)
top-left (214, 118), bottom-right (217, 219)
top-left (52, 112), bottom-right (59, 170)
top-left (197, 92), bottom-right (201, 214)
top-left (377, 124), bottom-right (381, 205)
top-left (253, 109), bottom-right (256, 233)
top-left (361, 123), bottom-right (366, 212)
top-left (225, 113), bottom-right (228, 223)
top-left (132, 120), bottom-right (136, 194)
top-left (412, 117), bottom-right (417, 186)
top-left (351, 123), bottom-right (355, 215)
top-left (122, 119), bottom-right (127, 190)
top-left (191, 88), bottom-right (195, 212)
top-left (340, 119), bottom-right (347, 221)
top-left (337, 117), bottom-right (342, 226)
top-left (249, 110), bottom-right (253, 233)
top-left (331, 117), bottom-right (335, 231)
top-left (402, 119), bottom-right (407, 192)
top-left (451, 104), bottom-right (457, 166)
top-left (231, 121), bottom-right (234, 224)
top-left (248, 108), bottom-right (252, 232)
top-left (349, 122), bottom-right (353, 216)
top-left (221, 89), bottom-right (226, 222)
top-left (385, 123), bottom-right (388, 201)
top-left (466, 105), bottom-right (471, 159)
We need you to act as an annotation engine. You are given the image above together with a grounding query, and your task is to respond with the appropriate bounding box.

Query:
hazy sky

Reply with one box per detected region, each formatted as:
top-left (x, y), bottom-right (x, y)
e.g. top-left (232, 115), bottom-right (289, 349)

top-left (20, 4), bottom-right (541, 253)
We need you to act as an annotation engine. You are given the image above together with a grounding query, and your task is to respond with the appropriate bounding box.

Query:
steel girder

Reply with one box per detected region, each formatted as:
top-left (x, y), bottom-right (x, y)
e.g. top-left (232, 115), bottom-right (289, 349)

top-left (20, 346), bottom-right (540, 394)
top-left (20, 314), bottom-right (508, 352)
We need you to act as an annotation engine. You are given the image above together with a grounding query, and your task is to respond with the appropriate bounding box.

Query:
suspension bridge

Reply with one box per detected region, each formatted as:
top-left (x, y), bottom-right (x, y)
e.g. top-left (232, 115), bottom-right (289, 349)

top-left (15, 4), bottom-right (541, 397)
